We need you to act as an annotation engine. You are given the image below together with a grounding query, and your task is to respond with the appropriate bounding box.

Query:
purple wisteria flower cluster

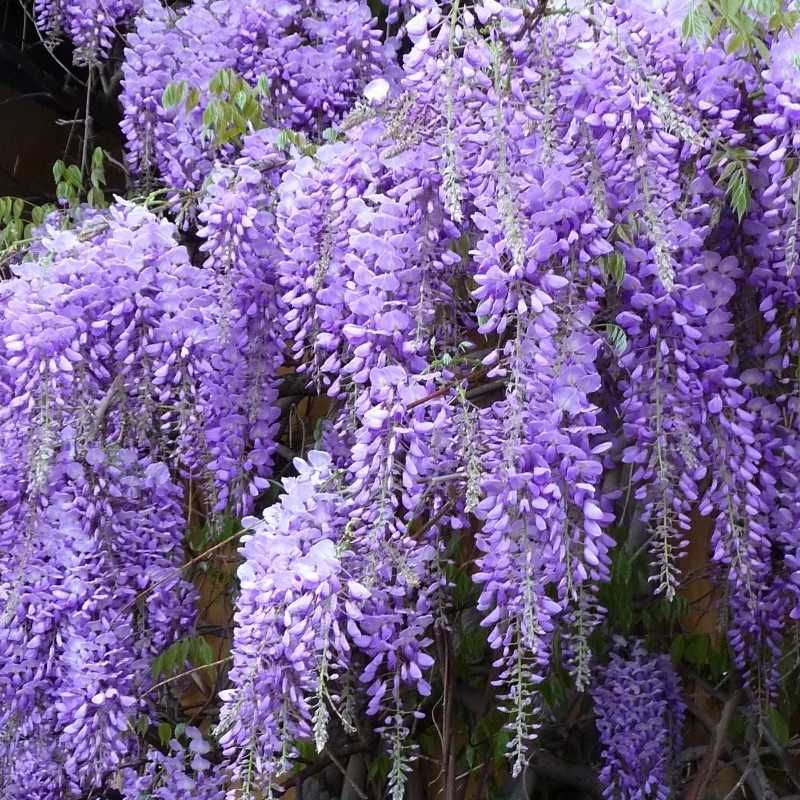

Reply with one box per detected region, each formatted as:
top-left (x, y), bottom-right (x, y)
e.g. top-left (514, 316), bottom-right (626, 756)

top-left (592, 639), bottom-right (685, 800)
top-left (33, 0), bottom-right (142, 64)
top-left (5, 0), bottom-right (800, 797)
top-left (119, 726), bottom-right (226, 800)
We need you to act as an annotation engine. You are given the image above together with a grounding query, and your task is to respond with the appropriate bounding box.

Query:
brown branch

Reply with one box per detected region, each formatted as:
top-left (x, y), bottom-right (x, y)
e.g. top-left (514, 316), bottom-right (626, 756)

top-left (89, 373), bottom-right (124, 439)
top-left (684, 689), bottom-right (742, 800)
top-left (411, 500), bottom-right (455, 541)
top-left (326, 748), bottom-right (368, 800)
top-left (142, 656), bottom-right (231, 697)
top-left (282, 742), bottom-right (372, 791)
top-left (407, 366), bottom-right (490, 411)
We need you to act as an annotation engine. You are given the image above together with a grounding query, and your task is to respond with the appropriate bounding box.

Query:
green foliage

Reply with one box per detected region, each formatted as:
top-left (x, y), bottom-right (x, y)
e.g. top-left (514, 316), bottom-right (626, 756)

top-left (87, 147), bottom-right (108, 209)
top-left (162, 80), bottom-right (188, 109)
top-left (605, 322), bottom-right (628, 355)
top-left (683, 2), bottom-right (714, 41)
top-left (275, 128), bottom-right (317, 157)
top-left (367, 752), bottom-right (391, 785)
top-left (294, 739), bottom-right (318, 763)
top-left (598, 549), bottom-right (639, 635)
top-left (0, 148), bottom-right (108, 257)
top-left (187, 513), bottom-right (242, 555)
top-left (163, 69), bottom-right (270, 149)
top-left (712, 145), bottom-right (753, 222)
top-left (0, 197), bottom-right (31, 252)
top-left (158, 721), bottom-right (173, 746)
top-left (767, 706), bottom-right (791, 746)
top-left (642, 595), bottom-right (690, 629)
top-left (682, 0), bottom-right (800, 56)
top-left (156, 721), bottom-right (187, 747)
top-left (322, 127), bottom-right (342, 143)
top-left (601, 250), bottom-right (626, 286)
top-left (0, 194), bottom-right (57, 255)
top-left (151, 635), bottom-right (215, 680)
top-left (54, 148), bottom-right (108, 209)
top-left (539, 671), bottom-right (569, 713)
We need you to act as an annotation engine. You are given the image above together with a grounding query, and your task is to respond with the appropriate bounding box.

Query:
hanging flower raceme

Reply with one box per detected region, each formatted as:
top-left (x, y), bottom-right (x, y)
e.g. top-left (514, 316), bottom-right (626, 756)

top-left (470, 152), bottom-right (615, 768)
top-left (0, 204), bottom-right (213, 796)
top-left (120, 727), bottom-right (226, 800)
top-left (277, 140), bottom-right (377, 392)
top-left (195, 139), bottom-right (285, 518)
top-left (34, 0), bottom-right (142, 64)
top-left (120, 0), bottom-right (393, 187)
top-left (217, 451), bottom-right (353, 798)
top-left (587, 6), bottom-right (749, 600)
top-left (592, 638), bottom-right (685, 800)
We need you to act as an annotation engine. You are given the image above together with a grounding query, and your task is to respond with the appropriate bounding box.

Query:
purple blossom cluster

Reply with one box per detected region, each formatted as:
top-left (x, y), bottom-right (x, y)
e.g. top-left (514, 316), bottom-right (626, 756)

top-left (217, 451), bottom-right (352, 795)
top-left (6, 0), bottom-right (800, 796)
top-left (34, 0), bottom-right (142, 64)
top-left (592, 639), bottom-right (685, 800)
top-left (0, 202), bottom-right (274, 796)
top-left (120, 726), bottom-right (226, 800)
top-left (119, 0), bottom-right (395, 188)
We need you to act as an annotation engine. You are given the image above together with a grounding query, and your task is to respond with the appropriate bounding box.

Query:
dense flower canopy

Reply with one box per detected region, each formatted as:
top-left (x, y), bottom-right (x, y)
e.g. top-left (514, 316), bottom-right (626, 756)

top-left (4, 0), bottom-right (800, 798)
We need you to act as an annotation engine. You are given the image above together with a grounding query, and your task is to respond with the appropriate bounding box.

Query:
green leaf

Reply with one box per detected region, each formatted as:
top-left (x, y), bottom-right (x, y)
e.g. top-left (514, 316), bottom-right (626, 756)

top-left (708, 642), bottom-right (730, 681)
top-left (684, 633), bottom-right (711, 666)
top-left (135, 715), bottom-right (150, 737)
top-left (202, 100), bottom-right (223, 130)
top-left (465, 744), bottom-right (477, 769)
top-left (233, 89), bottom-right (249, 111)
top-left (151, 636), bottom-right (200, 678)
top-left (192, 637), bottom-right (215, 667)
top-left (52, 160), bottom-right (65, 184)
top-left (185, 87), bottom-right (201, 112)
top-left (670, 634), bottom-right (686, 665)
top-left (725, 32), bottom-right (746, 53)
top-left (162, 81), bottom-right (187, 109)
top-left (158, 722), bottom-right (172, 746)
top-left (276, 129), bottom-right (293, 151)
top-left (601, 251), bottom-right (626, 285)
top-left (768, 707), bottom-right (790, 747)
top-left (492, 729), bottom-right (510, 761)
top-left (367, 753), bottom-right (390, 784)
top-left (65, 165), bottom-right (82, 188)
top-left (87, 188), bottom-right (106, 209)
top-left (606, 323), bottom-right (628, 355)
top-left (682, 1), bottom-right (712, 42)
top-left (727, 167), bottom-right (750, 221)
top-left (754, 36), bottom-right (771, 63)
top-left (256, 74), bottom-right (270, 96)
top-left (296, 739), bottom-right (316, 761)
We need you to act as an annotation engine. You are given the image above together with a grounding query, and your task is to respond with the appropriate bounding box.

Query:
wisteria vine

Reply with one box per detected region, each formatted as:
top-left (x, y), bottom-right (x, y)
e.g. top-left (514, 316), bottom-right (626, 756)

top-left (4, 0), bottom-right (800, 798)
